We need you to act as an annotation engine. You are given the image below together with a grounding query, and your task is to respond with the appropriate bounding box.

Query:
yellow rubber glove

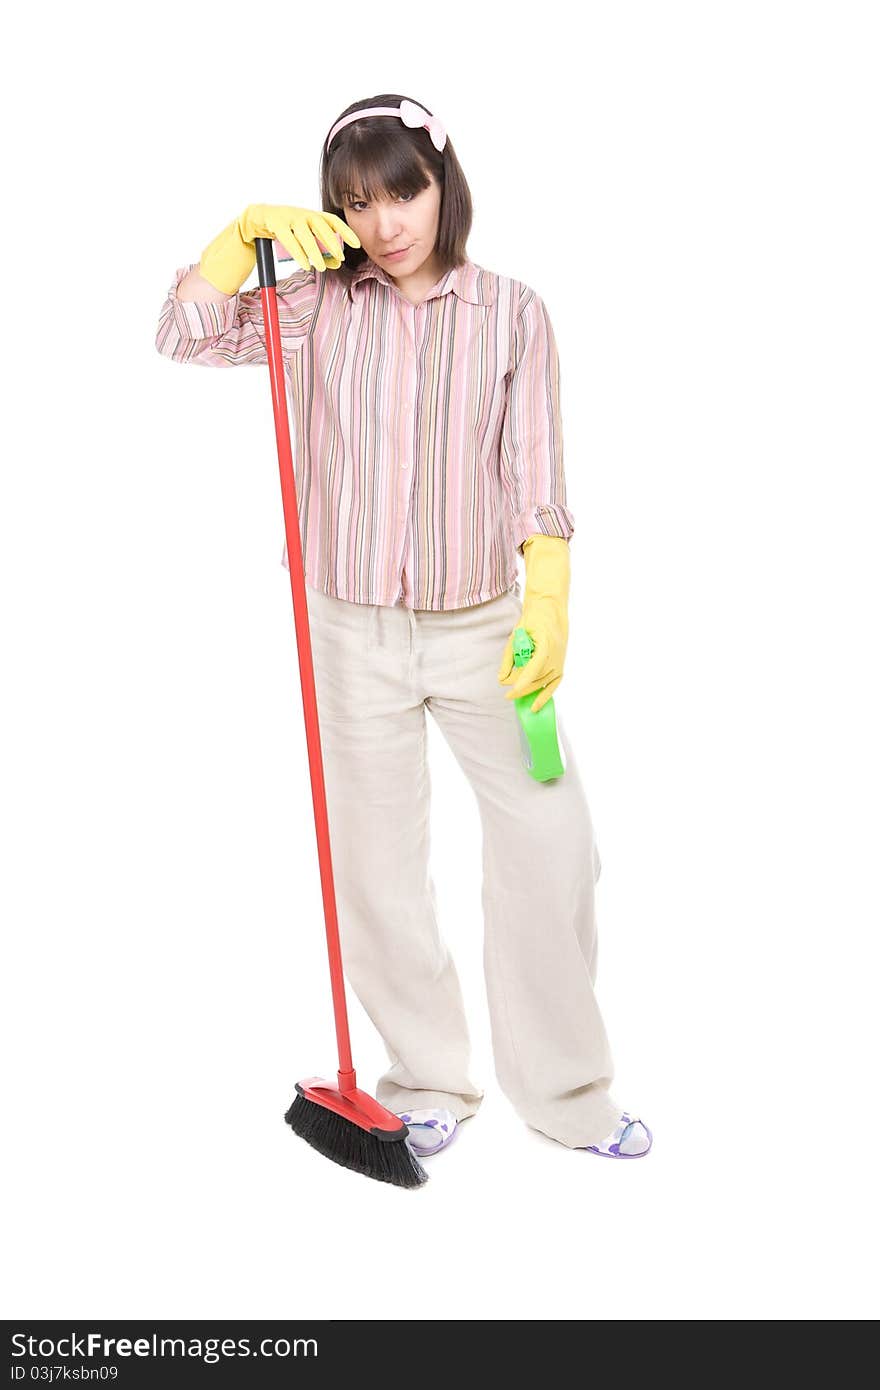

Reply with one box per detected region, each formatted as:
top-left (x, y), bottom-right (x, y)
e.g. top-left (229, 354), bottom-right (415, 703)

top-left (497, 535), bottom-right (570, 713)
top-left (199, 203), bottom-right (361, 295)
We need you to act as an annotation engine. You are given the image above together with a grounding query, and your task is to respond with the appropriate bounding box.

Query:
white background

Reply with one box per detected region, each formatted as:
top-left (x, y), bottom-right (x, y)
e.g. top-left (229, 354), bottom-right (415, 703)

top-left (3, 0), bottom-right (878, 1322)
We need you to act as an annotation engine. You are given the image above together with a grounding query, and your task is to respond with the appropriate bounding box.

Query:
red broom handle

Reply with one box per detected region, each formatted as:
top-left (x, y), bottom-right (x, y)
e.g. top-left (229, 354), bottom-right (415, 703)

top-left (254, 237), bottom-right (355, 1088)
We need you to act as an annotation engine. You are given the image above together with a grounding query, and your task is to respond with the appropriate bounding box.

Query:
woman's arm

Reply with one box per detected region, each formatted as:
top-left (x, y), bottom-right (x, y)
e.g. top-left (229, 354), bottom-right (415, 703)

top-left (498, 285), bottom-right (576, 552)
top-left (176, 264), bottom-right (236, 304)
top-left (154, 262), bottom-right (319, 368)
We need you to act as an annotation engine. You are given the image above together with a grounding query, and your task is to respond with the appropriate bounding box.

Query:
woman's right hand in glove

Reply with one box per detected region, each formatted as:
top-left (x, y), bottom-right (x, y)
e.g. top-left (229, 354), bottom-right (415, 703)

top-left (199, 204), bottom-right (361, 296)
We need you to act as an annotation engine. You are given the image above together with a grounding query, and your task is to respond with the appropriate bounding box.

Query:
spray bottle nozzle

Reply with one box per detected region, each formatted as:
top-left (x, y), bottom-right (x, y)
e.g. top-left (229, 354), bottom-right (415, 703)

top-left (512, 625), bottom-right (535, 668)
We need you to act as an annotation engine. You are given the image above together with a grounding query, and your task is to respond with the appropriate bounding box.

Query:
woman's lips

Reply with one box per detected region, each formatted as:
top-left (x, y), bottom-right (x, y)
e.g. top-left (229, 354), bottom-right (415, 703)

top-left (383, 245), bottom-right (412, 261)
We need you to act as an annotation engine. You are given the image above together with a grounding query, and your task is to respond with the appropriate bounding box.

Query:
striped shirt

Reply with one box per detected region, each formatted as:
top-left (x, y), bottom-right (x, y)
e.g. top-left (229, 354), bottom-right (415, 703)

top-left (155, 255), bottom-right (575, 610)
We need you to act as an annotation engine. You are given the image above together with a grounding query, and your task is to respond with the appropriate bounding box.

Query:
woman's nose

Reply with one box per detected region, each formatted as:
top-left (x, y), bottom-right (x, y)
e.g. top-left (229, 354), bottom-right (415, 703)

top-left (376, 214), bottom-right (404, 237)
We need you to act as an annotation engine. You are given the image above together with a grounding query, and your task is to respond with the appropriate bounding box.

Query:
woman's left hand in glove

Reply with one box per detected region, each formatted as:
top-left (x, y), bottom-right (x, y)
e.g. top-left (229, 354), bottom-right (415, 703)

top-left (497, 534), bottom-right (570, 714)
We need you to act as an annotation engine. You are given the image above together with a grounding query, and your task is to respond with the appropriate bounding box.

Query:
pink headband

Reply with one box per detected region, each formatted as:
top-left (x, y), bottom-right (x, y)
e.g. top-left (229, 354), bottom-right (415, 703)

top-left (326, 99), bottom-right (447, 155)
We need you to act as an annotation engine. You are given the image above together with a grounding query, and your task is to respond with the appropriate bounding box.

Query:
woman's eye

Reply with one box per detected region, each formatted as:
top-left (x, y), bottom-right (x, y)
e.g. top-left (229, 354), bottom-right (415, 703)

top-left (349, 193), bottom-right (414, 212)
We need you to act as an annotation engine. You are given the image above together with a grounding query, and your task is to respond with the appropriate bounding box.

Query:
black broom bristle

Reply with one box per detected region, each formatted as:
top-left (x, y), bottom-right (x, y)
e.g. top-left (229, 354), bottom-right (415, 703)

top-left (284, 1093), bottom-right (429, 1188)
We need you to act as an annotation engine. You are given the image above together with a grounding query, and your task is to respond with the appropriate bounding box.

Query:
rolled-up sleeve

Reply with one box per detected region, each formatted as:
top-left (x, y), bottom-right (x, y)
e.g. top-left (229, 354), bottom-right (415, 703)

top-left (154, 262), bottom-right (318, 367)
top-left (498, 286), bottom-right (576, 554)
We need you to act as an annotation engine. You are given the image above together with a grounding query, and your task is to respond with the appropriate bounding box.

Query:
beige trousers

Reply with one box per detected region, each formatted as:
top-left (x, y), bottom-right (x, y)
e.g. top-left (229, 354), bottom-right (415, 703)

top-left (305, 581), bottom-right (622, 1149)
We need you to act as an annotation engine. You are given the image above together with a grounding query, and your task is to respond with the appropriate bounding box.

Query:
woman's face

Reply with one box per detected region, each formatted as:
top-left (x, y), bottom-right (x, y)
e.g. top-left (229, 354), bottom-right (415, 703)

top-left (342, 172), bottom-right (442, 278)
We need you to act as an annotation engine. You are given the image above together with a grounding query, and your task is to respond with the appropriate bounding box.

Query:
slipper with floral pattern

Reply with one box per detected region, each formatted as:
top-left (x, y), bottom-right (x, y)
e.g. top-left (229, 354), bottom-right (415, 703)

top-left (397, 1107), bottom-right (459, 1156)
top-left (581, 1112), bottom-right (653, 1158)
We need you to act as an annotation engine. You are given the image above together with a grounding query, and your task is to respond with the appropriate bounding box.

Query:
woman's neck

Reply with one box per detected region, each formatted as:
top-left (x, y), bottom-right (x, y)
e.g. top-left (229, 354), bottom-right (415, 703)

top-left (386, 250), bottom-right (449, 306)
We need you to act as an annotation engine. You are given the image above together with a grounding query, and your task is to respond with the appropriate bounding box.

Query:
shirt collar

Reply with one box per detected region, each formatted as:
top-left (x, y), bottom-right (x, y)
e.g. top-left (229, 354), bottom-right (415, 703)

top-left (347, 256), bottom-right (495, 306)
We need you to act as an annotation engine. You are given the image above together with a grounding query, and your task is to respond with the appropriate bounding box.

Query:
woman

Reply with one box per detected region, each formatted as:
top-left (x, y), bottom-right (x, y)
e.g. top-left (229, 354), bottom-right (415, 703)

top-left (155, 92), bottom-right (652, 1161)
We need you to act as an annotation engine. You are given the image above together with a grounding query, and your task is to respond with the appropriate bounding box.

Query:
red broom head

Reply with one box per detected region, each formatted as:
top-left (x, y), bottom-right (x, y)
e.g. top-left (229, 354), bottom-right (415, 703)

top-left (285, 1087), bottom-right (428, 1188)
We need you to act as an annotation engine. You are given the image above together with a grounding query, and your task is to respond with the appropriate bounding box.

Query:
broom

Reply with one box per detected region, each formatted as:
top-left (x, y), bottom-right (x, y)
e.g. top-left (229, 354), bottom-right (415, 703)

top-left (254, 236), bottom-right (428, 1188)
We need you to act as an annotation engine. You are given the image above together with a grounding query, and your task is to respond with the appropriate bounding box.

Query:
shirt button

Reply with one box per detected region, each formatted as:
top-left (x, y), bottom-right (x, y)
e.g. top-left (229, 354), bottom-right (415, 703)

top-left (401, 460), bottom-right (409, 469)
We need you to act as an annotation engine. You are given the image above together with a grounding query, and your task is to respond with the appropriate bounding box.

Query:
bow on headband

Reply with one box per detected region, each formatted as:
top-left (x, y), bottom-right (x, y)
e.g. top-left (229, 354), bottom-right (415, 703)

top-left (398, 99), bottom-right (447, 152)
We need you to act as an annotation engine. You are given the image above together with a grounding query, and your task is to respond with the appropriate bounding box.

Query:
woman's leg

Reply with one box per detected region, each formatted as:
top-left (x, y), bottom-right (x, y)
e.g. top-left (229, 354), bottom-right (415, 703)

top-left (305, 586), bottom-right (484, 1121)
top-left (417, 586), bottom-right (622, 1150)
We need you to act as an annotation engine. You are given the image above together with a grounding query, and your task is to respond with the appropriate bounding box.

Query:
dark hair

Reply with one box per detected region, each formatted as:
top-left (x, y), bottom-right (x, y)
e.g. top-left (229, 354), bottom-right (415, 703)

top-left (319, 93), bottom-right (473, 285)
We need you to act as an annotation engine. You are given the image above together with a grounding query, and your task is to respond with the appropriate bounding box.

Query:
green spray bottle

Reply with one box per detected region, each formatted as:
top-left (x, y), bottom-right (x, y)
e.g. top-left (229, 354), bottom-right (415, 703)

top-left (511, 626), bottom-right (566, 782)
